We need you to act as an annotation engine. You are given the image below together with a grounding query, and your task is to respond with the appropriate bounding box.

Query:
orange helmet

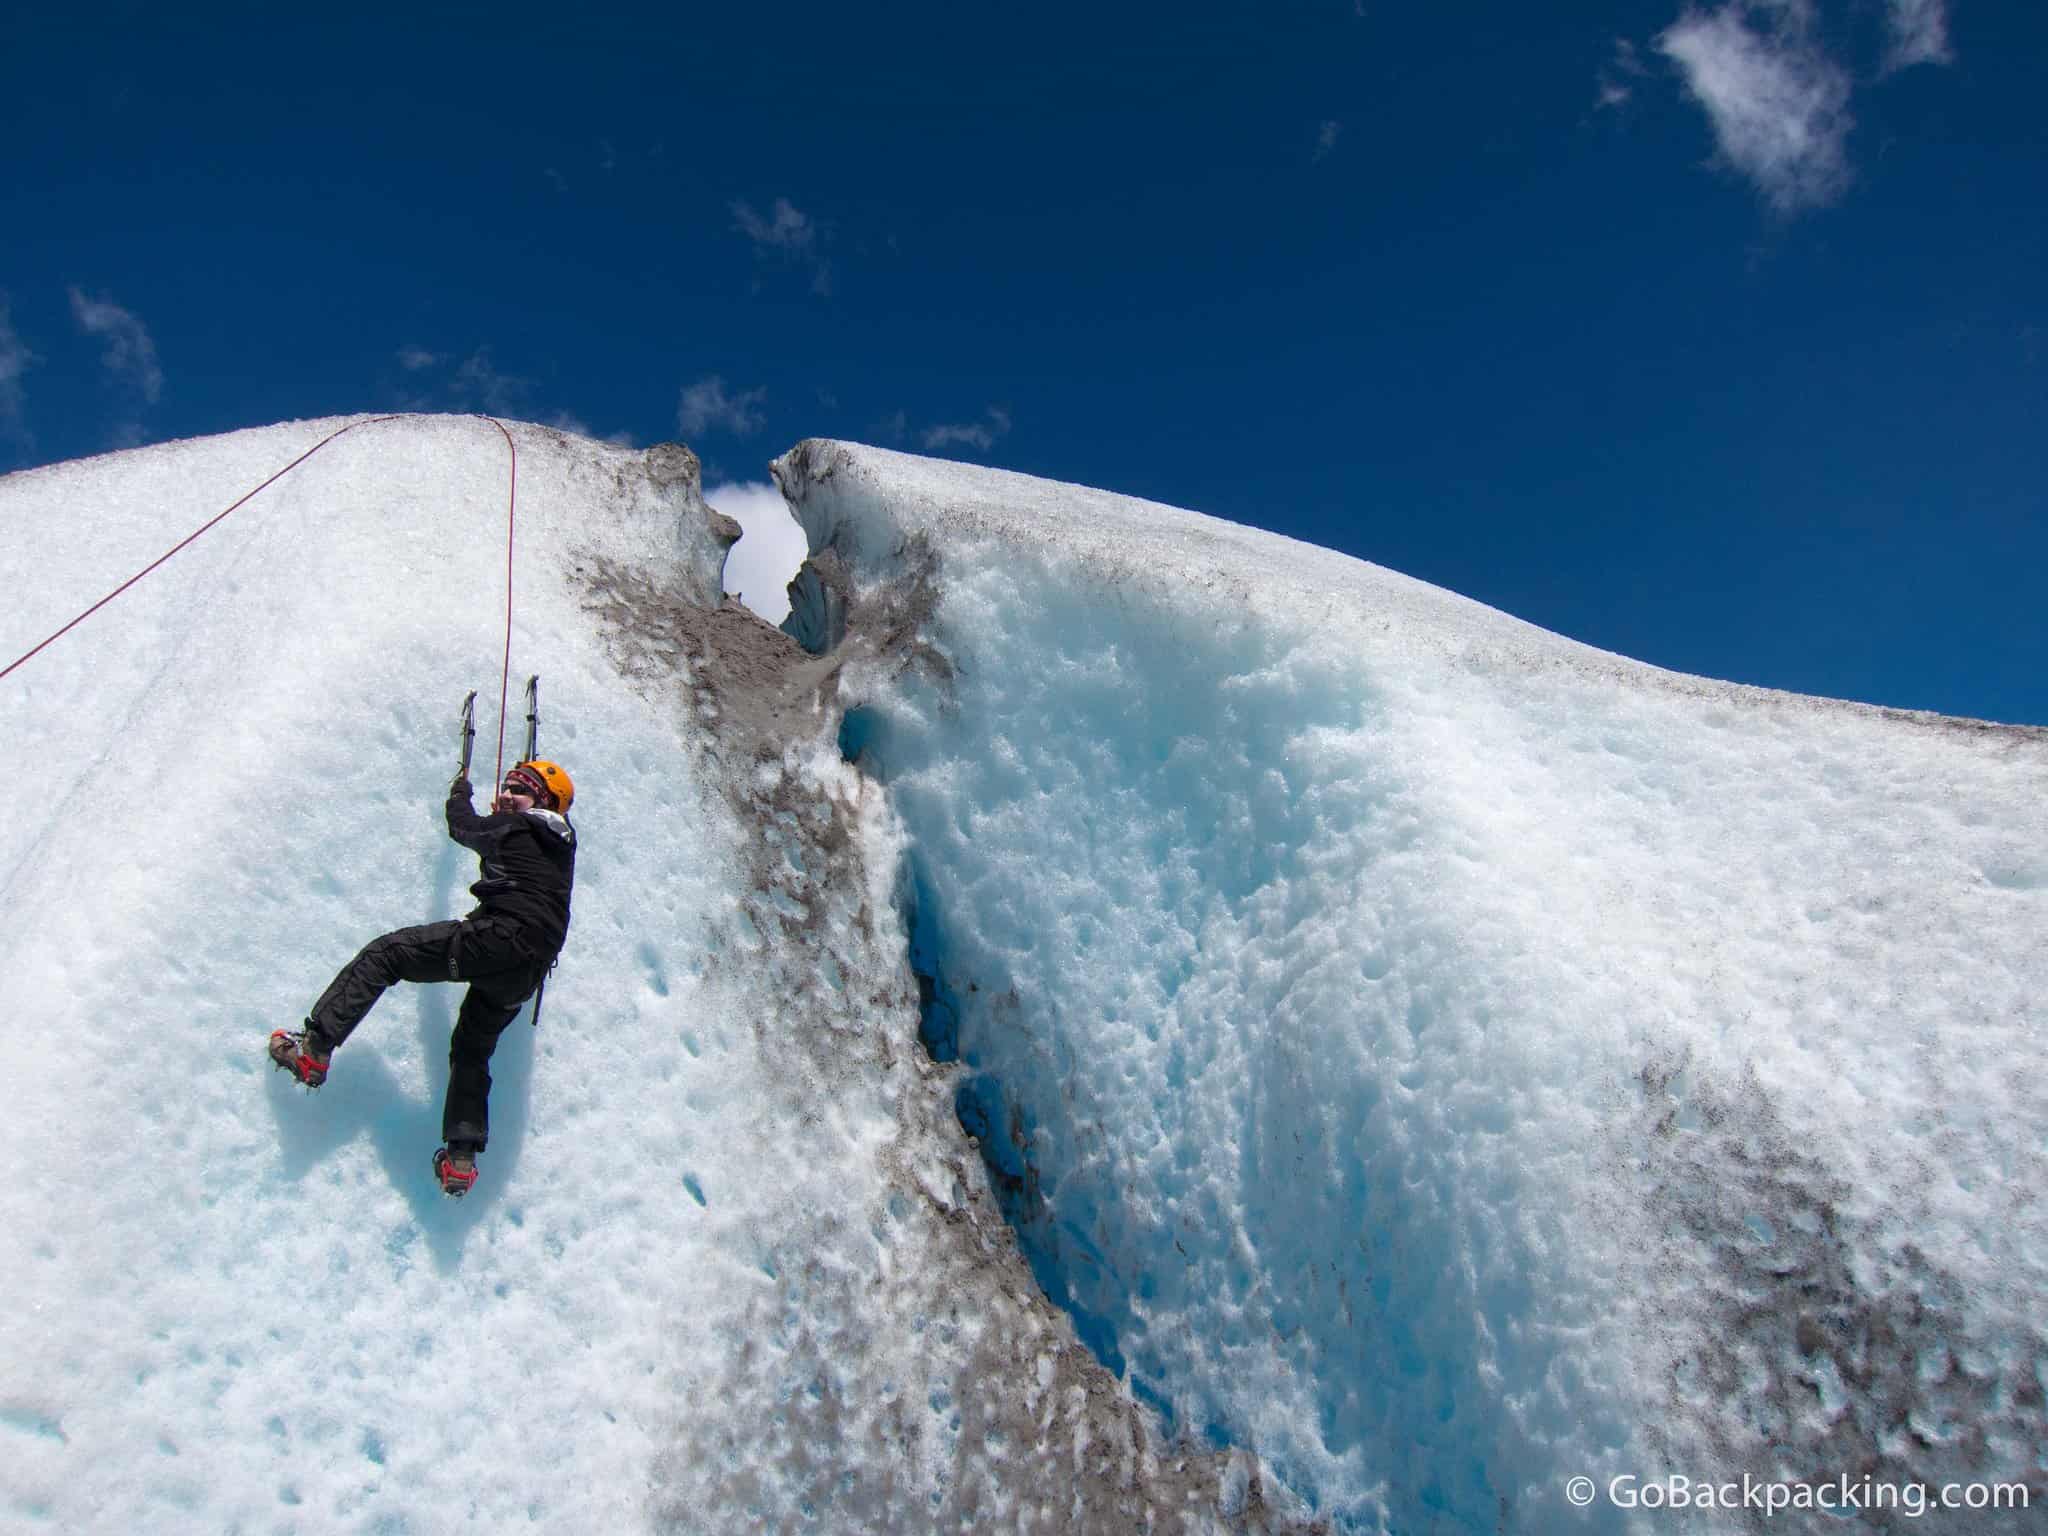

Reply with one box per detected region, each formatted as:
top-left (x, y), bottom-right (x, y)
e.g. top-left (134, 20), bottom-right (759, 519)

top-left (507, 759), bottom-right (575, 812)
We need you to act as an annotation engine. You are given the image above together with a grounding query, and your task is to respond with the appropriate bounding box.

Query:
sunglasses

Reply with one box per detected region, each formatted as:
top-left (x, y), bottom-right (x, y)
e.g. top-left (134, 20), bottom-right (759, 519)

top-left (501, 773), bottom-right (547, 802)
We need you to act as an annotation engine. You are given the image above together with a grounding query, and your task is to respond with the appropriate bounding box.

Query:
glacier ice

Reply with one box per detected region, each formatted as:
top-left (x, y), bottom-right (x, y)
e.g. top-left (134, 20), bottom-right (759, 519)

top-left (0, 417), bottom-right (2041, 1534)
top-left (774, 438), bottom-right (2048, 1532)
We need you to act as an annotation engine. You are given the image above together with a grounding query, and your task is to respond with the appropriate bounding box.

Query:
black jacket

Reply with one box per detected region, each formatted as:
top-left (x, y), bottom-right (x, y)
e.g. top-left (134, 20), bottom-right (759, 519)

top-left (447, 778), bottom-right (576, 952)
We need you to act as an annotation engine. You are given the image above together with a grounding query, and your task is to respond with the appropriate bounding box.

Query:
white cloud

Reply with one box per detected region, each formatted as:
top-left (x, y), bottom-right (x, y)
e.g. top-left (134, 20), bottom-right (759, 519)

top-left (708, 479), bottom-right (809, 624)
top-left (1883, 0), bottom-right (1953, 71)
top-left (452, 348), bottom-right (533, 413)
top-left (68, 285), bottom-right (163, 404)
top-left (1314, 120), bottom-right (1342, 160)
top-left (0, 297), bottom-right (34, 443)
top-left (733, 197), bottom-right (834, 296)
top-left (389, 345), bottom-right (617, 438)
top-left (732, 197), bottom-right (815, 254)
top-left (678, 375), bottom-right (768, 438)
top-left (922, 407), bottom-right (1012, 454)
top-left (547, 410), bottom-right (635, 448)
top-left (1597, 37), bottom-right (1648, 109)
top-left (1658, 3), bottom-right (1853, 212)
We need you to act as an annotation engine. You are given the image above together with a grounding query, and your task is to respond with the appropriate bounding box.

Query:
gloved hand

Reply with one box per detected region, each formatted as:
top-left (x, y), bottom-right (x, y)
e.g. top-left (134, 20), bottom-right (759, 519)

top-left (451, 772), bottom-right (473, 798)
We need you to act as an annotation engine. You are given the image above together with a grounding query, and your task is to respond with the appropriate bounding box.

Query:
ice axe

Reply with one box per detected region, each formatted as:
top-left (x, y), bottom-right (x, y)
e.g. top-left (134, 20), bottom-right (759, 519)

top-left (458, 689), bottom-right (478, 780)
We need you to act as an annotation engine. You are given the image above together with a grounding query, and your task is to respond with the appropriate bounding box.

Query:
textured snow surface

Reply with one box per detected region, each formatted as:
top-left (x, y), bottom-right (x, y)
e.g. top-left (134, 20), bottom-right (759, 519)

top-left (0, 419), bottom-right (1253, 1536)
top-left (776, 439), bottom-right (2048, 1533)
top-left (1, 418), bottom-right (2042, 1534)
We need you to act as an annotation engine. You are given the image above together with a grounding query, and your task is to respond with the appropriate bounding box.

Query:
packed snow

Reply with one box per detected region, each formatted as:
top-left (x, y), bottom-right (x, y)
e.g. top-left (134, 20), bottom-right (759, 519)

top-left (1, 416), bottom-right (2041, 1534)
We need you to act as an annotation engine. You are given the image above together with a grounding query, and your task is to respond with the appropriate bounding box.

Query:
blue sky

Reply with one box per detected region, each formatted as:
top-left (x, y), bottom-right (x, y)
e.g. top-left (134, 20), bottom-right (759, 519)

top-left (4, 1), bottom-right (2041, 723)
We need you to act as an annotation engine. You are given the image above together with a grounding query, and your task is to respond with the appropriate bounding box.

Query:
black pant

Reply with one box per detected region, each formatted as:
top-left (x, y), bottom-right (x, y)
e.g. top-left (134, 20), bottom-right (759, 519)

top-left (306, 913), bottom-right (554, 1153)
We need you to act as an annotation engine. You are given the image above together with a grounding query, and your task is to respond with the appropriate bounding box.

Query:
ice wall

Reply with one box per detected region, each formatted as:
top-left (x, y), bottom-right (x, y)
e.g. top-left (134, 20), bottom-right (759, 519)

top-left (776, 438), bottom-right (2048, 1534)
top-left (4, 416), bottom-right (2040, 1534)
top-left (0, 418), bottom-right (1275, 1536)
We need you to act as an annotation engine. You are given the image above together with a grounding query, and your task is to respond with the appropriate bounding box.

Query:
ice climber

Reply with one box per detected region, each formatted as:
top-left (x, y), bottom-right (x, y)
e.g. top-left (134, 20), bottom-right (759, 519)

top-left (268, 760), bottom-right (577, 1197)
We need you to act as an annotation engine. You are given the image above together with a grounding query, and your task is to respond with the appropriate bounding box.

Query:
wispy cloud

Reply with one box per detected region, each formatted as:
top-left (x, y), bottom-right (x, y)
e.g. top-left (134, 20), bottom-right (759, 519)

top-left (1596, 37), bottom-right (1649, 109)
top-left (733, 196), bottom-right (815, 253)
top-left (1314, 120), bottom-right (1342, 160)
top-left (388, 344), bottom-right (623, 439)
top-left (1657, 2), bottom-right (1852, 212)
top-left (452, 348), bottom-right (534, 414)
top-left (1882, 0), bottom-right (1952, 72)
top-left (922, 407), bottom-right (1012, 454)
top-left (678, 375), bottom-right (768, 438)
top-left (732, 196), bottom-right (834, 296)
top-left (68, 285), bottom-right (162, 404)
top-left (0, 296), bottom-right (35, 446)
top-left (547, 410), bottom-right (636, 448)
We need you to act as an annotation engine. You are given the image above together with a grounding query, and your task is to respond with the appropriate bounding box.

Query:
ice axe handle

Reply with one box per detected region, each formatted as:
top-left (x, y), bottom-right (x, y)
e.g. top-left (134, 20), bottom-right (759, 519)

top-left (458, 690), bottom-right (478, 779)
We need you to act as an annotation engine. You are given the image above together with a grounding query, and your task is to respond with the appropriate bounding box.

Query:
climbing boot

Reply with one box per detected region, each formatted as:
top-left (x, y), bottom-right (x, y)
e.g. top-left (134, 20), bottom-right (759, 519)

top-left (268, 1026), bottom-right (330, 1089)
top-left (433, 1146), bottom-right (479, 1198)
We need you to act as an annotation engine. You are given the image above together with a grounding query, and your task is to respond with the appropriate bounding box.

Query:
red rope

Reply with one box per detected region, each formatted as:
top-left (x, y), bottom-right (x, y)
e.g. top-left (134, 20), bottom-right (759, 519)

top-left (479, 415), bottom-right (517, 792)
top-left (0, 414), bottom-right (402, 686)
top-left (4, 416), bottom-right (524, 791)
